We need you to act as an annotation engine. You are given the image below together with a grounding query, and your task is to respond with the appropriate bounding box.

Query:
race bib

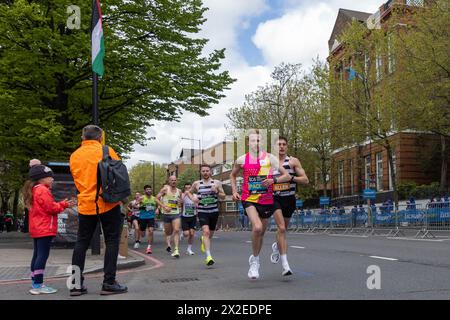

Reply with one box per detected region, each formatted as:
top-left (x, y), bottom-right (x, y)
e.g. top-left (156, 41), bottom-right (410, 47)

top-left (145, 204), bottom-right (155, 212)
top-left (167, 200), bottom-right (178, 209)
top-left (273, 182), bottom-right (290, 192)
top-left (200, 194), bottom-right (217, 206)
top-left (184, 205), bottom-right (196, 216)
top-left (248, 176), bottom-right (267, 194)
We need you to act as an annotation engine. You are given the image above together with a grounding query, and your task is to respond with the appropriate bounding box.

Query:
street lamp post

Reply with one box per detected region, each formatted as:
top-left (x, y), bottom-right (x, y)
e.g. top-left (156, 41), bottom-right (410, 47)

top-left (139, 160), bottom-right (156, 191)
top-left (181, 137), bottom-right (202, 179)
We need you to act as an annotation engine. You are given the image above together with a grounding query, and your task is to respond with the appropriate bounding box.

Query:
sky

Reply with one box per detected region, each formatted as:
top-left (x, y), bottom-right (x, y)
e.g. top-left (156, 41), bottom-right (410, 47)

top-left (124, 0), bottom-right (382, 169)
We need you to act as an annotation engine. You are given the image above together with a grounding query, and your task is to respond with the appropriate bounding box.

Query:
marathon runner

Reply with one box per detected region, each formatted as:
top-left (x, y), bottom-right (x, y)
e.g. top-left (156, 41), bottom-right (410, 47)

top-left (230, 130), bottom-right (291, 280)
top-left (186, 165), bottom-right (225, 266)
top-left (138, 185), bottom-right (157, 254)
top-left (127, 192), bottom-right (142, 249)
top-left (156, 177), bottom-right (182, 258)
top-left (181, 183), bottom-right (197, 255)
top-left (271, 136), bottom-right (309, 276)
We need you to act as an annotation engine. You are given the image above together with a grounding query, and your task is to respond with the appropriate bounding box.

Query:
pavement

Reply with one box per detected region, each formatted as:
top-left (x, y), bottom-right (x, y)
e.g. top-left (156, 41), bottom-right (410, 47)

top-left (0, 231), bottom-right (145, 282)
top-left (1, 229), bottom-right (450, 299)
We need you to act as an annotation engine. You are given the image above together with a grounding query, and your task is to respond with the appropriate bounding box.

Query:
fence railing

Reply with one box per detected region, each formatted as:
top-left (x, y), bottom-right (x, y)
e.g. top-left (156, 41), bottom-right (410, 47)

top-left (224, 202), bottom-right (450, 238)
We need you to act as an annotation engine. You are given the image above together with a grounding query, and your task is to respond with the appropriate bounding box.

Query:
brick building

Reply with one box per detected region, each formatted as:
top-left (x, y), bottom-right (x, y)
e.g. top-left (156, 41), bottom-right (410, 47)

top-left (327, 0), bottom-right (448, 205)
top-left (167, 141), bottom-right (243, 227)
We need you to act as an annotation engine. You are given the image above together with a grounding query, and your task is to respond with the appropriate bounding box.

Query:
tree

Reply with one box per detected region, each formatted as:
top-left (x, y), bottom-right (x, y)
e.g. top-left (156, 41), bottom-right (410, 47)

top-left (0, 0), bottom-right (235, 211)
top-left (329, 17), bottom-right (414, 209)
top-left (129, 162), bottom-right (168, 196)
top-left (301, 59), bottom-right (333, 197)
top-left (226, 62), bottom-right (327, 200)
top-left (394, 0), bottom-right (450, 192)
top-left (177, 167), bottom-right (200, 189)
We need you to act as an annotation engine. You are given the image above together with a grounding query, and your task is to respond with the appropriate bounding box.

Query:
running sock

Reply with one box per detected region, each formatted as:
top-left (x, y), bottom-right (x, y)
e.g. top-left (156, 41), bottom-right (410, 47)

top-left (187, 245), bottom-right (192, 251)
top-left (206, 250), bottom-right (211, 257)
top-left (281, 254), bottom-right (289, 268)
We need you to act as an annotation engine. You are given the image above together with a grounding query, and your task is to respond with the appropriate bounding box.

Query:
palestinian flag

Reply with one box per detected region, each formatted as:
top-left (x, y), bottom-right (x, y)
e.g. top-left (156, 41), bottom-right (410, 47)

top-left (92, 0), bottom-right (104, 76)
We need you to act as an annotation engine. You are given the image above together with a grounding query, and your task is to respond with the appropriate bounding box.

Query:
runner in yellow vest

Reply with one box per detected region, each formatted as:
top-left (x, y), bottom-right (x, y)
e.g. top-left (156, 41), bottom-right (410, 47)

top-left (156, 176), bottom-right (182, 258)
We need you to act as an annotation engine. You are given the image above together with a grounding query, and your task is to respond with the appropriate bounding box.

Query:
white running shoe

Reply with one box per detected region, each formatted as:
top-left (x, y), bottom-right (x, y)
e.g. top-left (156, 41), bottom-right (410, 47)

top-left (133, 242), bottom-right (140, 249)
top-left (186, 249), bottom-right (195, 255)
top-left (270, 242), bottom-right (280, 264)
top-left (282, 265), bottom-right (293, 277)
top-left (248, 255), bottom-right (260, 280)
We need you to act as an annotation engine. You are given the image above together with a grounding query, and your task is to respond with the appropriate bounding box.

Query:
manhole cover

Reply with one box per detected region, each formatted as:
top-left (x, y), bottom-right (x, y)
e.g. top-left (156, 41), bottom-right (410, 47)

top-left (160, 277), bottom-right (199, 283)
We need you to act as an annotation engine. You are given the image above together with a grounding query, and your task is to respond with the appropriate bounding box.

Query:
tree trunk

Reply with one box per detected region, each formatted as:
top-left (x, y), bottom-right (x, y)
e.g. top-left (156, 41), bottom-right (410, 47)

top-left (386, 145), bottom-right (399, 226)
top-left (440, 135), bottom-right (448, 193)
top-left (322, 158), bottom-right (327, 197)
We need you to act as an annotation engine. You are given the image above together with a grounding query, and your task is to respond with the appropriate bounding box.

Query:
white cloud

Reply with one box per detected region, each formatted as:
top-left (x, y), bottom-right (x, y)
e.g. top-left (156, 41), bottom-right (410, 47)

top-left (125, 0), bottom-right (383, 169)
top-left (252, 0), bottom-right (381, 69)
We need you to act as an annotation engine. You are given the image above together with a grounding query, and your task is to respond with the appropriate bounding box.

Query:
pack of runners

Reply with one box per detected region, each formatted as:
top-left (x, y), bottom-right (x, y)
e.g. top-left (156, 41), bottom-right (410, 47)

top-left (128, 132), bottom-right (309, 279)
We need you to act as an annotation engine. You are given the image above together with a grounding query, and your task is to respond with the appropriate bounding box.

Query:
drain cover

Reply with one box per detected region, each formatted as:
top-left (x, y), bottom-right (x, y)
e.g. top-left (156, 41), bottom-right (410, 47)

top-left (160, 277), bottom-right (199, 283)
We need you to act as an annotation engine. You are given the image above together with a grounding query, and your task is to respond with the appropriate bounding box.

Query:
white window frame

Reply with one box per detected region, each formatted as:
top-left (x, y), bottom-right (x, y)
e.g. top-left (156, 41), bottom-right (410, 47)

top-left (338, 161), bottom-right (344, 196)
top-left (365, 156), bottom-right (371, 189)
top-left (376, 152), bottom-right (383, 191)
top-left (387, 34), bottom-right (395, 74)
top-left (225, 201), bottom-right (237, 212)
top-left (212, 165), bottom-right (222, 176)
top-left (376, 52), bottom-right (382, 82)
top-left (349, 159), bottom-right (354, 195)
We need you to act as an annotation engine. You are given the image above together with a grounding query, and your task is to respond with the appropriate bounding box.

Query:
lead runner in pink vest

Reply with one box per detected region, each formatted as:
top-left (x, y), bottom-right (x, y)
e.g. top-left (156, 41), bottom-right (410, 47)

top-left (230, 131), bottom-right (291, 280)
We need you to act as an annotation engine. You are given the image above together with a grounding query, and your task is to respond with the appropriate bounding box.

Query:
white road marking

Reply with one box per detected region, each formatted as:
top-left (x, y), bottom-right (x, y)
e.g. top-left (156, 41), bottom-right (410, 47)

top-left (290, 246), bottom-right (305, 249)
top-left (245, 241), bottom-right (252, 243)
top-left (329, 234), bottom-right (369, 238)
top-left (369, 256), bottom-right (398, 261)
top-left (387, 237), bottom-right (445, 242)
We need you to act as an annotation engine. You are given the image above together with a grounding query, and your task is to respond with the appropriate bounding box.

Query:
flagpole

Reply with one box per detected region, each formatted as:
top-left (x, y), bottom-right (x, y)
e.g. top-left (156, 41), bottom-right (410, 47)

top-left (91, 0), bottom-right (101, 256)
top-left (92, 73), bottom-right (99, 125)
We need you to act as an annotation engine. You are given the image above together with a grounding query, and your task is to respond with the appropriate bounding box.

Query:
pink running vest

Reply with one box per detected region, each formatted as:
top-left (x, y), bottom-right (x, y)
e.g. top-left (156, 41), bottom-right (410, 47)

top-left (241, 152), bottom-right (274, 205)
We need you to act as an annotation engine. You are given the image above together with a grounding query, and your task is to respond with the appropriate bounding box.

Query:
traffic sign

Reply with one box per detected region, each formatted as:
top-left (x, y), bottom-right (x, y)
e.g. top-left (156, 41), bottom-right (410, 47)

top-left (363, 189), bottom-right (377, 199)
top-left (320, 197), bottom-right (330, 206)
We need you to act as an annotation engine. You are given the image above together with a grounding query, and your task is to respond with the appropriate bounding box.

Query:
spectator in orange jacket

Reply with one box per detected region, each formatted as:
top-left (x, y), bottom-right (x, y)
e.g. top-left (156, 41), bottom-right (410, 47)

top-left (69, 125), bottom-right (127, 297)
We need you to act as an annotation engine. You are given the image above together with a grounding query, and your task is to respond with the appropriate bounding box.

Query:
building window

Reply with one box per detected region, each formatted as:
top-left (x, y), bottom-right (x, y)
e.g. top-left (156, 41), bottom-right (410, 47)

top-left (389, 148), bottom-right (397, 190)
top-left (406, 0), bottom-right (424, 6)
top-left (338, 161), bottom-right (344, 196)
top-left (365, 156), bottom-right (371, 189)
top-left (376, 52), bottom-right (382, 82)
top-left (225, 201), bottom-right (237, 212)
top-left (212, 165), bottom-right (221, 176)
top-left (376, 152), bottom-right (383, 191)
top-left (349, 159), bottom-right (354, 195)
top-left (222, 160), bottom-right (233, 173)
top-left (387, 34), bottom-right (395, 74)
top-left (364, 52), bottom-right (370, 76)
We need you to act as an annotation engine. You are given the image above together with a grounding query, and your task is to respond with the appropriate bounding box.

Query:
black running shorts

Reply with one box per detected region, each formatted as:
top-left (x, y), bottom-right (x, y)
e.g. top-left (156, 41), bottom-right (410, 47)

top-left (198, 213), bottom-right (219, 231)
top-left (181, 216), bottom-right (197, 231)
top-left (242, 201), bottom-right (274, 219)
top-left (139, 218), bottom-right (155, 231)
top-left (273, 195), bottom-right (296, 218)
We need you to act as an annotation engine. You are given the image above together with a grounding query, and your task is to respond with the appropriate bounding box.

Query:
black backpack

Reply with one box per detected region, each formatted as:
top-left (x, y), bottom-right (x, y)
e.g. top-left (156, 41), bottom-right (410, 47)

top-left (95, 145), bottom-right (131, 214)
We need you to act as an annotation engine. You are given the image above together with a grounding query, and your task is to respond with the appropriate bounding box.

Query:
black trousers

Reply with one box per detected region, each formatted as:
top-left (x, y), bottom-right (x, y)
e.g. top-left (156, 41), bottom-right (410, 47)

top-left (31, 236), bottom-right (54, 284)
top-left (72, 205), bottom-right (123, 285)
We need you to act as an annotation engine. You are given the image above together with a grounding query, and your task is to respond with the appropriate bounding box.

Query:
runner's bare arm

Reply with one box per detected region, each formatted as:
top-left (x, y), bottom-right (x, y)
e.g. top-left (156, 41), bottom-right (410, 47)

top-left (177, 189), bottom-right (183, 209)
top-left (230, 155), bottom-right (244, 201)
top-left (262, 154), bottom-right (290, 186)
top-left (155, 186), bottom-right (167, 208)
top-left (187, 181), bottom-right (200, 203)
top-left (291, 157), bottom-right (309, 185)
top-left (215, 180), bottom-right (226, 200)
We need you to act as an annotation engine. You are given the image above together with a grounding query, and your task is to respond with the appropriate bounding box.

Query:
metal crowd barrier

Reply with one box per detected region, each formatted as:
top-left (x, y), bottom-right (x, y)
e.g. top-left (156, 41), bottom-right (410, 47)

top-left (221, 201), bottom-right (450, 239)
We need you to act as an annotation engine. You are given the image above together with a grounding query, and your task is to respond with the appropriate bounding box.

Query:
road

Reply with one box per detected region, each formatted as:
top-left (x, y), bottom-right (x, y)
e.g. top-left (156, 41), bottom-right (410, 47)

top-left (0, 230), bottom-right (449, 300)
